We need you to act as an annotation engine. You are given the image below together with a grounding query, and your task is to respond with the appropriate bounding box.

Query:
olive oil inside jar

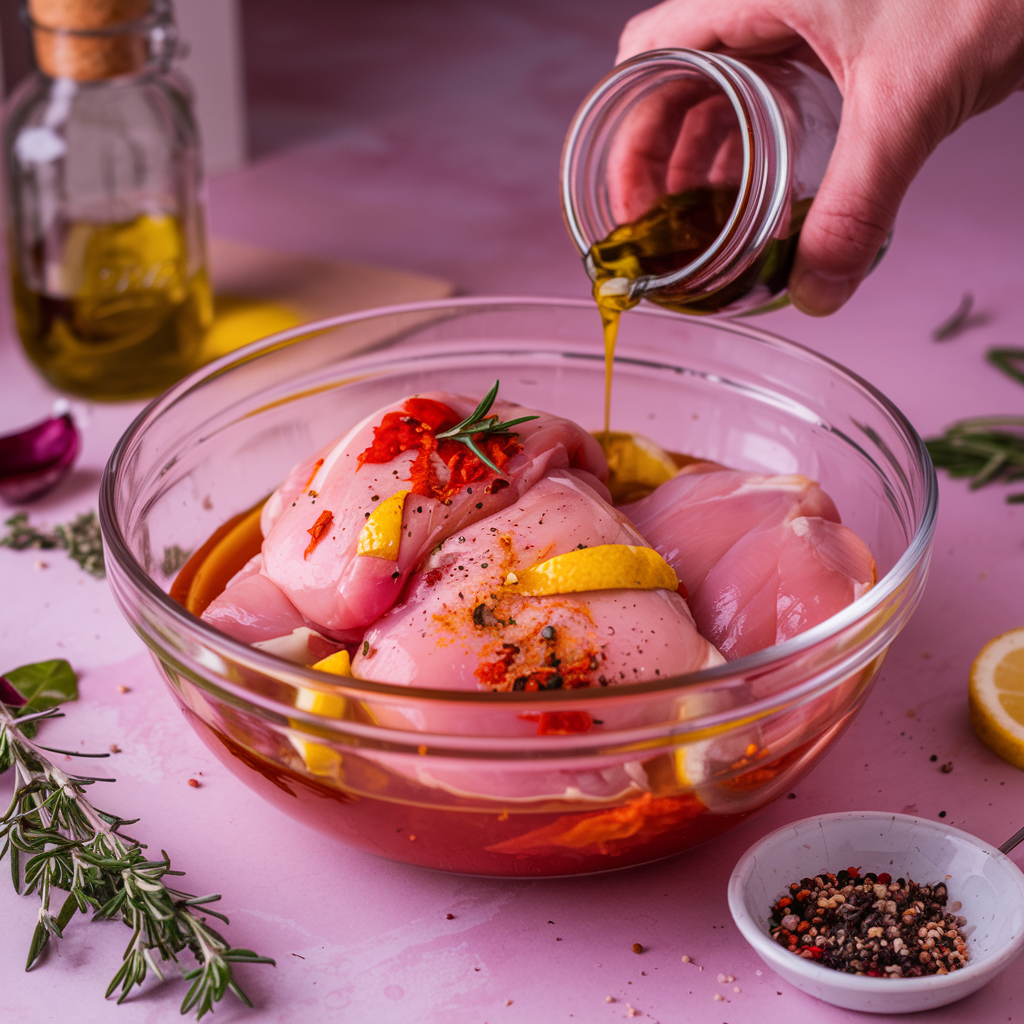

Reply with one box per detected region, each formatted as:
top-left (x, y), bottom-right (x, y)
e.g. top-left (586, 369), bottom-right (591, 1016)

top-left (12, 212), bottom-right (213, 400)
top-left (590, 185), bottom-right (809, 437)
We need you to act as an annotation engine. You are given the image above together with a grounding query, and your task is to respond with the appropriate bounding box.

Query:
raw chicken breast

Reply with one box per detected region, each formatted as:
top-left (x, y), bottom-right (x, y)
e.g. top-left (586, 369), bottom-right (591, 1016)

top-left (260, 392), bottom-right (606, 633)
top-left (354, 468), bottom-right (723, 692)
top-left (624, 468), bottom-right (875, 659)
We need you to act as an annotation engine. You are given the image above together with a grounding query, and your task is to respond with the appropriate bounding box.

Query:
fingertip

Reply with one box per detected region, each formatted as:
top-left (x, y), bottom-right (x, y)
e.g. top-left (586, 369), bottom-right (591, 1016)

top-left (789, 268), bottom-right (856, 317)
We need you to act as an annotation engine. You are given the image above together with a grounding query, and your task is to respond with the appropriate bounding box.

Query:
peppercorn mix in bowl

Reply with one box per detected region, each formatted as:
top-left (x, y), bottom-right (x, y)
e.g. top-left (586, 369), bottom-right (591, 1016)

top-left (728, 811), bottom-right (1024, 1012)
top-left (100, 298), bottom-right (936, 877)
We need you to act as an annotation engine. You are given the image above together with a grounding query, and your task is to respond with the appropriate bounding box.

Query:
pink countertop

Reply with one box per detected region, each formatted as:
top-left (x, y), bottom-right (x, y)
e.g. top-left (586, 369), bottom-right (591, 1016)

top-left (3, 4), bottom-right (1024, 1021)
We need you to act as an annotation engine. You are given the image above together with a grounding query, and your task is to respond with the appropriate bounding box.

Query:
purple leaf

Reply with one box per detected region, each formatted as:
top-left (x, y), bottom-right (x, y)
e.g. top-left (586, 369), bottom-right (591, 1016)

top-left (0, 412), bottom-right (79, 503)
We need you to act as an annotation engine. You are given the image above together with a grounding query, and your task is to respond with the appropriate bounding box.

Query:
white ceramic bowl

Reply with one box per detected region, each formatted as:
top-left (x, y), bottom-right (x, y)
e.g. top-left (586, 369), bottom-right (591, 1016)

top-left (728, 811), bottom-right (1024, 1013)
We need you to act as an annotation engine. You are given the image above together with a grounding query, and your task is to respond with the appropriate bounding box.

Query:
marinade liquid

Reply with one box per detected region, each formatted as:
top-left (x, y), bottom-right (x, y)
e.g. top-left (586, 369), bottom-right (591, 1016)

top-left (12, 212), bottom-right (213, 400)
top-left (589, 185), bottom-right (808, 436)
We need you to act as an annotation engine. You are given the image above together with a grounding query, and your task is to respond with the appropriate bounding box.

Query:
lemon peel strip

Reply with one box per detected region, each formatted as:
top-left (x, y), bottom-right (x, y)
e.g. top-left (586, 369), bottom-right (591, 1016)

top-left (357, 489), bottom-right (409, 560)
top-left (506, 544), bottom-right (678, 596)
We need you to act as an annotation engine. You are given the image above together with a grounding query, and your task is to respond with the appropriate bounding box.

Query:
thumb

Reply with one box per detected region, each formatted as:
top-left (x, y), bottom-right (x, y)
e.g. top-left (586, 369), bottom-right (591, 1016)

top-left (789, 88), bottom-right (934, 316)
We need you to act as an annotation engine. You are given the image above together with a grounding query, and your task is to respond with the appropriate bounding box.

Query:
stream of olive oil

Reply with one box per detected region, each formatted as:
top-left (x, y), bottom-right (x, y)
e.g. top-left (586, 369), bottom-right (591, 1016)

top-left (589, 186), bottom-right (808, 438)
top-left (12, 212), bottom-right (213, 400)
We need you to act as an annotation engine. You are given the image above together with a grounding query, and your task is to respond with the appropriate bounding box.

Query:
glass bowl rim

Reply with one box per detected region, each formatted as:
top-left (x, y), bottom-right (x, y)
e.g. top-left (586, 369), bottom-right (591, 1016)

top-left (99, 294), bottom-right (938, 710)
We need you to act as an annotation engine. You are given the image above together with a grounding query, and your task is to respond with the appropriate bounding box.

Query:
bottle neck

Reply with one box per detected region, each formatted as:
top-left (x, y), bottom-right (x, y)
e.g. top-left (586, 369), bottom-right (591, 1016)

top-left (26, 0), bottom-right (177, 82)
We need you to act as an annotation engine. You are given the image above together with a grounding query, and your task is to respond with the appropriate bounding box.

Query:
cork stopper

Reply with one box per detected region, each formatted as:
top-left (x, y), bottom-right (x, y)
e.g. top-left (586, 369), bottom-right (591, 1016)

top-left (29, 0), bottom-right (153, 81)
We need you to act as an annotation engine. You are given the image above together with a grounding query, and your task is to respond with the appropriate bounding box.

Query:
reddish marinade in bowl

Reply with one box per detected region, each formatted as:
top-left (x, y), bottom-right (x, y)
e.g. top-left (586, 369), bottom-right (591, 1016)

top-left (100, 298), bottom-right (935, 877)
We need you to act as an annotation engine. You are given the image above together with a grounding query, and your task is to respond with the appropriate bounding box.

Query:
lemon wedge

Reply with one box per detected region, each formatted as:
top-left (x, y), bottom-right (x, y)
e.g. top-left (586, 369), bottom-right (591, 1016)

top-left (508, 544), bottom-right (678, 596)
top-left (969, 626), bottom-right (1024, 769)
top-left (290, 650), bottom-right (351, 775)
top-left (357, 489), bottom-right (409, 560)
top-left (596, 431), bottom-right (679, 504)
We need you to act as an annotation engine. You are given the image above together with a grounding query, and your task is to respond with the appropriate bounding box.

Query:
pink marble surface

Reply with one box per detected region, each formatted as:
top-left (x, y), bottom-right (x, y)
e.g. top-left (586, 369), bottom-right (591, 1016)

top-left (3, 3), bottom-right (1024, 1021)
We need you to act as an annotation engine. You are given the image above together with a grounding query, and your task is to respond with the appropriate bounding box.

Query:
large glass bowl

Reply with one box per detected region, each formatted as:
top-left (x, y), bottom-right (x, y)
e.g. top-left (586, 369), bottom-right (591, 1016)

top-left (100, 297), bottom-right (936, 877)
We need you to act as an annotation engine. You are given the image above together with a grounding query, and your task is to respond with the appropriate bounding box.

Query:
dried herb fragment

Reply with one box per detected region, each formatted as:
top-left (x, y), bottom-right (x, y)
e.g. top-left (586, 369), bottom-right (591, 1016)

top-left (0, 511), bottom-right (105, 577)
top-left (0, 680), bottom-right (275, 1019)
top-left (931, 292), bottom-right (975, 341)
top-left (161, 544), bottom-right (193, 576)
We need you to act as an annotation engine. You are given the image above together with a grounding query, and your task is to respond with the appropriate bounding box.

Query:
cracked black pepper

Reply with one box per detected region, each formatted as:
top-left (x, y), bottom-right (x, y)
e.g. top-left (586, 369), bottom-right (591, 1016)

top-left (768, 868), bottom-right (969, 976)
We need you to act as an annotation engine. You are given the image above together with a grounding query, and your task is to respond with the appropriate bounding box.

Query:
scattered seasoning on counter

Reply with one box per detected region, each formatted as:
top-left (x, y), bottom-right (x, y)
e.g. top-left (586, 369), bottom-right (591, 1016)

top-left (768, 868), bottom-right (970, 976)
top-left (109, 743), bottom-right (121, 753)
top-left (941, 761), bottom-right (954, 773)
top-left (446, 913), bottom-right (454, 920)
top-left (187, 778), bottom-right (200, 788)
top-left (631, 943), bottom-right (644, 954)
top-left (117, 685), bottom-right (131, 694)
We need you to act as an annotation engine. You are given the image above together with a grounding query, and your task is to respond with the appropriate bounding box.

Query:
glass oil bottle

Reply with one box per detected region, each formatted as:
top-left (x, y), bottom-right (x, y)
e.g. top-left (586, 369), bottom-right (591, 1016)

top-left (5, 0), bottom-right (212, 399)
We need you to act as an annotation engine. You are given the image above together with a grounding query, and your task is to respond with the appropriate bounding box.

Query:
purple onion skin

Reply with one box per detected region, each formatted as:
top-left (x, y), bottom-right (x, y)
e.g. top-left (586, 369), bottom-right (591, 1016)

top-left (0, 413), bottom-right (79, 503)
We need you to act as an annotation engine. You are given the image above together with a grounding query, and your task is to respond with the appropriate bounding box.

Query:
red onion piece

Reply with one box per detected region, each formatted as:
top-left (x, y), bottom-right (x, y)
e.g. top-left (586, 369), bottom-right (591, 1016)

top-left (0, 676), bottom-right (27, 706)
top-left (0, 412), bottom-right (79, 503)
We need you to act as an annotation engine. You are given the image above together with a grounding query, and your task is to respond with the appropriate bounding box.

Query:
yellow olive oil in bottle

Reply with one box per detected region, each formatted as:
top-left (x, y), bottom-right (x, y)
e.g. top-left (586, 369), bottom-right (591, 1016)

top-left (5, 0), bottom-right (212, 399)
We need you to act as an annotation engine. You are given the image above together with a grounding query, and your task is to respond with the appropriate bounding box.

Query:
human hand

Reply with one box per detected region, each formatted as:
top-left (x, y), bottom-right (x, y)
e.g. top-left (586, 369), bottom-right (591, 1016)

top-left (617, 0), bottom-right (1024, 315)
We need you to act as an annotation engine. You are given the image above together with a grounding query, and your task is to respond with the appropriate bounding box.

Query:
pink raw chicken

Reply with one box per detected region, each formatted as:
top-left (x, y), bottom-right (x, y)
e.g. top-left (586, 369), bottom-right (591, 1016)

top-left (624, 467), bottom-right (876, 660)
top-left (353, 468), bottom-right (723, 692)
top-left (352, 468), bottom-right (723, 802)
top-left (259, 392), bottom-right (606, 635)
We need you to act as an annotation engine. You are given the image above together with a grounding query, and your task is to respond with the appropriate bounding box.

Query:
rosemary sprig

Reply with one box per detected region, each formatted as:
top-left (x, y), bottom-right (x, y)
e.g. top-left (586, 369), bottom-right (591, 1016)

top-left (0, 701), bottom-right (274, 1018)
top-left (924, 416), bottom-right (1024, 502)
top-left (988, 348), bottom-right (1024, 388)
top-left (435, 380), bottom-right (539, 474)
top-left (1, 511), bottom-right (105, 578)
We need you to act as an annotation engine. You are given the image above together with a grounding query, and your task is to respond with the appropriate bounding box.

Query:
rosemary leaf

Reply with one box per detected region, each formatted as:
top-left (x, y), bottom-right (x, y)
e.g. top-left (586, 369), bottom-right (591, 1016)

top-left (434, 380), bottom-right (539, 475)
top-left (0, 696), bottom-right (274, 1017)
top-left (932, 292), bottom-right (974, 341)
top-left (987, 348), bottom-right (1024, 388)
top-left (925, 416), bottom-right (1024, 503)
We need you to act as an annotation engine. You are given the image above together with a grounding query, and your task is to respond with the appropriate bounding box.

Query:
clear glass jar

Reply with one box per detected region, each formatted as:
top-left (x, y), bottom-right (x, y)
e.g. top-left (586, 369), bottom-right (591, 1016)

top-left (561, 49), bottom-right (844, 316)
top-left (5, 0), bottom-right (212, 399)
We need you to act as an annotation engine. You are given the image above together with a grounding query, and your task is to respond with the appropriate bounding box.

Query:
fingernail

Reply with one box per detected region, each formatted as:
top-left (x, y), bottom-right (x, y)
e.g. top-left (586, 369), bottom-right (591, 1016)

top-left (790, 270), bottom-right (855, 316)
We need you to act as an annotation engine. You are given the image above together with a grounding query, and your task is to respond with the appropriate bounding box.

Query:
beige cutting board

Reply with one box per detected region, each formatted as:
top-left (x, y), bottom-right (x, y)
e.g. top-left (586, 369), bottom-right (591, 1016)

top-left (202, 237), bottom-right (455, 359)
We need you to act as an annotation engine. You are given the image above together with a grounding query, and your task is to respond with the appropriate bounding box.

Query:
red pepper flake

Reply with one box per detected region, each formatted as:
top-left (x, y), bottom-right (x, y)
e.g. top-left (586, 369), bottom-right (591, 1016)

top-left (302, 458), bottom-right (324, 490)
top-left (188, 778), bottom-right (200, 788)
top-left (357, 397), bottom-right (522, 503)
top-left (304, 510), bottom-right (334, 559)
top-left (518, 711), bottom-right (595, 735)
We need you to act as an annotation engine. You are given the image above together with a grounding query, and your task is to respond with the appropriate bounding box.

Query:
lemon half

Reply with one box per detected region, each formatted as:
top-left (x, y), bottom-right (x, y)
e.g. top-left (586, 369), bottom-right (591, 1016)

top-left (969, 626), bottom-right (1024, 769)
top-left (508, 544), bottom-right (678, 596)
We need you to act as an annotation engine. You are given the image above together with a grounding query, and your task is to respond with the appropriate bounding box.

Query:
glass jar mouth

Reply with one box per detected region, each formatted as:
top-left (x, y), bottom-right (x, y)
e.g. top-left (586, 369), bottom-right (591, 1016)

top-left (99, 296), bottom-right (937, 736)
top-left (561, 49), bottom-right (791, 301)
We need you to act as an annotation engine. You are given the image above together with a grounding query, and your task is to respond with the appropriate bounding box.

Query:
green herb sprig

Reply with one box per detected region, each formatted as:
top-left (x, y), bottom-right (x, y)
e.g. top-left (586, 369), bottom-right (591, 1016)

top-left (435, 380), bottom-right (539, 474)
top-left (988, 348), bottom-right (1024, 388)
top-left (1, 511), bottom-right (105, 578)
top-left (0, 696), bottom-right (274, 1018)
top-left (924, 416), bottom-right (1024, 503)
